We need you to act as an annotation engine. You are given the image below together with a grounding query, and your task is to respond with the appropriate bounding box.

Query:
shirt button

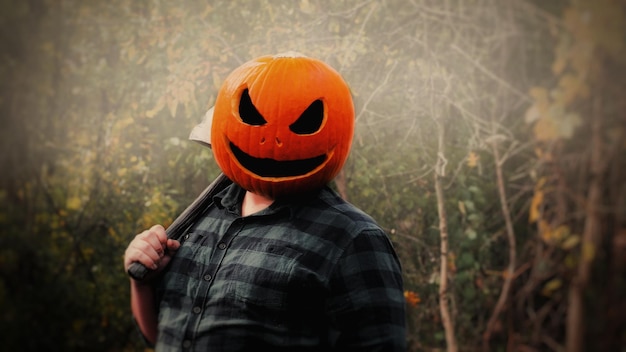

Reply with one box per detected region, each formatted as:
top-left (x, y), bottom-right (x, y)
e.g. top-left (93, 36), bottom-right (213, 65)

top-left (203, 274), bottom-right (212, 281)
top-left (218, 242), bottom-right (227, 250)
top-left (183, 234), bottom-right (190, 240)
top-left (192, 306), bottom-right (202, 314)
top-left (182, 340), bottom-right (191, 348)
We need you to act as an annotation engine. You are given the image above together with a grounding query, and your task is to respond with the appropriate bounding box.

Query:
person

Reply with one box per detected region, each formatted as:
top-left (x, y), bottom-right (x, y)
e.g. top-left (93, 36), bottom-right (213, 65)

top-left (123, 52), bottom-right (406, 351)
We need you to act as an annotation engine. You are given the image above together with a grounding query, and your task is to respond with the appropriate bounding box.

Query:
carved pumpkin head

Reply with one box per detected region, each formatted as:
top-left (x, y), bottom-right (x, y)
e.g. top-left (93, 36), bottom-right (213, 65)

top-left (210, 52), bottom-right (355, 198)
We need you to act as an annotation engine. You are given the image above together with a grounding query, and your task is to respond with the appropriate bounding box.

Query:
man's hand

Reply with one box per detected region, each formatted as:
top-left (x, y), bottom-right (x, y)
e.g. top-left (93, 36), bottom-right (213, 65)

top-left (124, 225), bottom-right (180, 281)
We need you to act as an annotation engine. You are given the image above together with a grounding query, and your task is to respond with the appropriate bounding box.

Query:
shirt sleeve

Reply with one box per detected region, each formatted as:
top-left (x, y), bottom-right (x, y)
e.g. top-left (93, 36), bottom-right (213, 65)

top-left (325, 228), bottom-right (407, 351)
top-left (132, 316), bottom-right (155, 349)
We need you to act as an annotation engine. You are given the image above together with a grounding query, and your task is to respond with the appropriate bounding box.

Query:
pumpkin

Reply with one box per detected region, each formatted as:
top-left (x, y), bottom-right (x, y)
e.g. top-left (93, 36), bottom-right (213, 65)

top-left (210, 52), bottom-right (355, 198)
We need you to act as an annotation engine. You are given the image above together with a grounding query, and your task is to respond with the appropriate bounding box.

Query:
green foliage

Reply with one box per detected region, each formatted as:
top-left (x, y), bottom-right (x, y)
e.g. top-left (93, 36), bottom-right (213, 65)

top-left (0, 0), bottom-right (624, 351)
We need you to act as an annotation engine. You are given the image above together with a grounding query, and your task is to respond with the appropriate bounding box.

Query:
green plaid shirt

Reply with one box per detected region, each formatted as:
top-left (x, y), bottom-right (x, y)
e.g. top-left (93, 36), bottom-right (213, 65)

top-left (154, 184), bottom-right (406, 351)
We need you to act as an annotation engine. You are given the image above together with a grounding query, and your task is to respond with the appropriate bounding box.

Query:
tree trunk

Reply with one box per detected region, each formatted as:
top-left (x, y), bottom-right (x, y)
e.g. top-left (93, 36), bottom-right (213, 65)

top-left (434, 120), bottom-right (458, 352)
top-left (482, 140), bottom-right (517, 351)
top-left (565, 86), bottom-right (604, 352)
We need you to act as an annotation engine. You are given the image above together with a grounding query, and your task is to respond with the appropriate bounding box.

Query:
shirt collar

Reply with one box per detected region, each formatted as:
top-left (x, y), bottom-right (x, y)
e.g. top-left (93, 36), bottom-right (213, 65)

top-left (213, 183), bottom-right (302, 219)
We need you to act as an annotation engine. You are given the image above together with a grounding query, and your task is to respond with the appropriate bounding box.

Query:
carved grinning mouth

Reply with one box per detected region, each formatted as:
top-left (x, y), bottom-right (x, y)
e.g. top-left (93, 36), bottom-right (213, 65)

top-left (229, 141), bottom-right (327, 178)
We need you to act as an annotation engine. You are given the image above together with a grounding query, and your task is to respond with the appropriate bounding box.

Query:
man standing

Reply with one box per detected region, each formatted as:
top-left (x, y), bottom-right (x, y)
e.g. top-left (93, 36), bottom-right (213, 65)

top-left (124, 52), bottom-right (406, 351)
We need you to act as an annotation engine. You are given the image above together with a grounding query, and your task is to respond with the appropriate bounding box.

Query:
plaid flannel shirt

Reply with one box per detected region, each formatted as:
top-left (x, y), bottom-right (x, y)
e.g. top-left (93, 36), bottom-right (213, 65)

top-left (153, 183), bottom-right (406, 351)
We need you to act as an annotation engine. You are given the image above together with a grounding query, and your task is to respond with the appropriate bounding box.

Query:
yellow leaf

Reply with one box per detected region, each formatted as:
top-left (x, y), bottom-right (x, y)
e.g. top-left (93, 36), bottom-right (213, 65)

top-left (529, 190), bottom-right (544, 223)
top-left (299, 0), bottom-right (315, 14)
top-left (467, 151), bottom-right (479, 168)
top-left (558, 74), bottom-right (589, 106)
top-left (535, 177), bottom-right (547, 189)
top-left (447, 252), bottom-right (457, 273)
top-left (146, 98), bottom-right (165, 118)
top-left (212, 72), bottom-right (223, 90)
top-left (200, 4), bottom-right (213, 19)
top-left (112, 116), bottom-right (132, 130)
top-left (552, 57), bottom-right (567, 75)
top-left (82, 247), bottom-right (94, 259)
top-left (541, 278), bottom-right (562, 296)
top-left (561, 234), bottom-right (581, 250)
top-left (552, 225), bottom-right (570, 242)
top-left (534, 147), bottom-right (553, 162)
top-left (525, 105), bottom-right (541, 124)
top-left (108, 227), bottom-right (119, 241)
top-left (583, 243), bottom-right (595, 262)
top-left (66, 196), bottom-right (82, 211)
top-left (558, 113), bottom-right (582, 139)
top-left (539, 220), bottom-right (552, 243)
top-left (458, 201), bottom-right (466, 216)
top-left (565, 253), bottom-right (578, 269)
top-left (126, 44), bottom-right (136, 61)
top-left (533, 117), bottom-right (560, 141)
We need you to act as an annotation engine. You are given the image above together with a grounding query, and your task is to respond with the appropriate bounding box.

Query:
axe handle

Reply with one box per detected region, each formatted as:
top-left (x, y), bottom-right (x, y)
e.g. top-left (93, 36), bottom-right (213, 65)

top-left (127, 173), bottom-right (232, 281)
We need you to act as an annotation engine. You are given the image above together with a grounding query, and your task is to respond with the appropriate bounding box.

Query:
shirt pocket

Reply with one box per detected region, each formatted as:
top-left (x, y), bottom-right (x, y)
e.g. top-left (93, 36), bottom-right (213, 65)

top-left (224, 242), bottom-right (302, 309)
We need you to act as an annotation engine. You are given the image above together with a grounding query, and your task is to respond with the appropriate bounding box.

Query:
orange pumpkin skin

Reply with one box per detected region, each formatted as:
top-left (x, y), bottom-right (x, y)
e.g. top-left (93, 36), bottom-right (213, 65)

top-left (211, 53), bottom-right (355, 198)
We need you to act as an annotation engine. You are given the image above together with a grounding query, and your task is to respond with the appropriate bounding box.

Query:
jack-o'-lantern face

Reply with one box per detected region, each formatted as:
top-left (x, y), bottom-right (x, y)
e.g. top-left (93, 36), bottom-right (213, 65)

top-left (210, 52), bottom-right (355, 198)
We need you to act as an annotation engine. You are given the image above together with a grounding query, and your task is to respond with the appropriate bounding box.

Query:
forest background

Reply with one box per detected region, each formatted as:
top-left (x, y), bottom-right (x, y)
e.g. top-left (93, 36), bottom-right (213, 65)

top-left (1, 0), bottom-right (624, 351)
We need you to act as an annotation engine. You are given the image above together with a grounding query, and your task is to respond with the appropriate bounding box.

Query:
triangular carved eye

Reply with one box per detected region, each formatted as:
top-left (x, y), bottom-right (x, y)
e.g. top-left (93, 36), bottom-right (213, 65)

top-left (289, 100), bottom-right (324, 135)
top-left (239, 89), bottom-right (267, 126)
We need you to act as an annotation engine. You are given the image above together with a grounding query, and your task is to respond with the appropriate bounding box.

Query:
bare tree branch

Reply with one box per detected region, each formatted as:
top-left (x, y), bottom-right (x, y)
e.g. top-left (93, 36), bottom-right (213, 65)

top-left (451, 43), bottom-right (531, 104)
